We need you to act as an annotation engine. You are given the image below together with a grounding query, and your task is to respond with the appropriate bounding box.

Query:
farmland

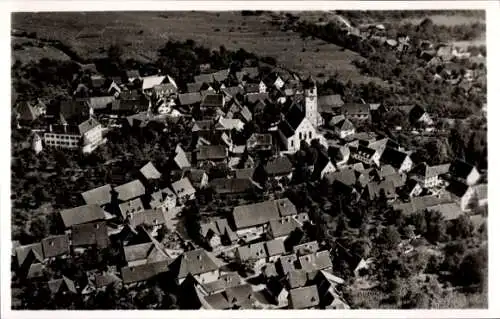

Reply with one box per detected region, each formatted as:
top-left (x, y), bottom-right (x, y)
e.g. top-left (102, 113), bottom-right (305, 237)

top-left (12, 11), bottom-right (383, 84)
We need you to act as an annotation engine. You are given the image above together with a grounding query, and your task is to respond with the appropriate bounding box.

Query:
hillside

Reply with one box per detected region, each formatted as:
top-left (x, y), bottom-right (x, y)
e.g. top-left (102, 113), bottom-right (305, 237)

top-left (12, 11), bottom-right (384, 84)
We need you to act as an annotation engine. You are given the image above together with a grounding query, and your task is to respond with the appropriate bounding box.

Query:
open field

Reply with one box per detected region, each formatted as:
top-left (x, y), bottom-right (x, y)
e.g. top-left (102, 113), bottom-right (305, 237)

top-left (12, 36), bottom-right (71, 65)
top-left (401, 14), bottom-right (485, 26)
top-left (12, 11), bottom-right (384, 85)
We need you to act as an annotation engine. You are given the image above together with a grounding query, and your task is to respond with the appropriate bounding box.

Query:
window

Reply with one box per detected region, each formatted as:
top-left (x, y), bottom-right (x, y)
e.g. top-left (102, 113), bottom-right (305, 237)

top-left (299, 132), bottom-right (302, 140)
top-left (309, 131), bottom-right (312, 139)
top-left (291, 140), bottom-right (294, 148)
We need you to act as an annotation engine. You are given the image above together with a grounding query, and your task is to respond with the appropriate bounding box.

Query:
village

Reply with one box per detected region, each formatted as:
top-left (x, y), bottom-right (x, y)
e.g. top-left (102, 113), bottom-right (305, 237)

top-left (11, 12), bottom-right (488, 310)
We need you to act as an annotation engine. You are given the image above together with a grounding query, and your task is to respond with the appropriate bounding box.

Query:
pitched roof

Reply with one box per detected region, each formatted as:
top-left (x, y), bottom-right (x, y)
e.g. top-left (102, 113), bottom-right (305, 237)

top-left (201, 94), bottom-right (224, 108)
top-left (71, 221), bottom-right (109, 248)
top-left (366, 180), bottom-right (397, 200)
top-left (81, 184), bottom-right (113, 206)
top-left (48, 276), bottom-right (78, 294)
top-left (265, 239), bottom-right (286, 257)
top-left (140, 161), bottom-right (162, 180)
top-left (299, 250), bottom-right (333, 272)
top-left (264, 156), bottom-right (294, 176)
top-left (16, 243), bottom-right (44, 266)
top-left (202, 272), bottom-right (242, 294)
top-left (78, 117), bottom-right (101, 135)
top-left (121, 260), bottom-right (171, 284)
top-left (237, 242), bottom-right (267, 261)
top-left (60, 204), bottom-right (105, 228)
top-left (41, 235), bottom-right (70, 258)
top-left (16, 101), bottom-right (41, 121)
top-left (142, 75), bottom-right (166, 90)
top-left (169, 249), bottom-right (219, 279)
top-left (293, 241), bottom-right (320, 256)
top-left (289, 285), bottom-right (320, 309)
top-left (342, 103), bottom-right (370, 115)
top-left (198, 145), bottom-right (227, 161)
top-left (95, 273), bottom-right (122, 289)
top-left (114, 180), bottom-right (146, 202)
top-left (192, 120), bottom-right (213, 132)
top-left (335, 119), bottom-right (355, 132)
top-left (246, 92), bottom-right (269, 105)
top-left (129, 208), bottom-right (167, 229)
top-left (232, 200), bottom-right (280, 229)
top-left (393, 194), bottom-right (454, 215)
top-left (126, 69), bottom-right (141, 79)
top-left (380, 147), bottom-right (410, 169)
top-left (119, 198), bottom-right (145, 219)
top-left (178, 92), bottom-right (202, 105)
top-left (318, 95), bottom-right (344, 112)
top-left (171, 177), bottom-right (196, 198)
top-left (123, 242), bottom-right (154, 263)
top-left (210, 178), bottom-right (255, 195)
top-left (384, 173), bottom-right (405, 188)
top-left (449, 160), bottom-right (477, 180)
top-left (174, 145), bottom-right (191, 169)
top-left (234, 168), bottom-right (255, 180)
top-left (269, 218), bottom-right (302, 238)
top-left (446, 180), bottom-right (470, 198)
top-left (87, 96), bottom-right (115, 110)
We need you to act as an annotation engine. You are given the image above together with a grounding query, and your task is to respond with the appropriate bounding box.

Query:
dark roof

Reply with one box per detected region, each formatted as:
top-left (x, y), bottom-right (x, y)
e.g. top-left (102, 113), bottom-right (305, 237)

top-left (114, 180), bottom-right (146, 202)
top-left (269, 218), bottom-right (301, 238)
top-left (41, 235), bottom-right (70, 258)
top-left (264, 156), bottom-right (294, 176)
top-left (71, 221), bottom-right (109, 248)
top-left (232, 198), bottom-right (296, 229)
top-left (81, 184), bottom-right (113, 206)
top-left (129, 209), bottom-right (166, 229)
top-left (210, 178), bottom-right (255, 195)
top-left (87, 96), bottom-right (115, 110)
top-left (59, 99), bottom-right (89, 122)
top-left (299, 250), bottom-right (333, 272)
top-left (293, 241), bottom-right (320, 256)
top-left (178, 92), bottom-right (202, 106)
top-left (201, 93), bottom-right (224, 108)
top-left (342, 103), bottom-right (370, 115)
top-left (366, 180), bottom-right (397, 200)
top-left (446, 180), bottom-right (470, 198)
top-left (246, 93), bottom-right (269, 105)
top-left (325, 169), bottom-right (357, 186)
top-left (16, 243), bottom-right (44, 266)
top-left (380, 148), bottom-right (410, 169)
top-left (198, 145), bottom-right (227, 161)
top-left (202, 272), bottom-right (242, 294)
top-left (289, 286), bottom-right (320, 309)
top-left (121, 260), bottom-right (171, 284)
top-left (16, 101), bottom-right (41, 121)
top-left (169, 249), bottom-right (219, 279)
top-left (318, 95), bottom-right (344, 113)
top-left (95, 273), bottom-right (122, 289)
top-left (449, 159), bottom-right (477, 180)
top-left (48, 276), bottom-right (78, 294)
top-left (126, 70), bottom-right (141, 79)
top-left (60, 204), bottom-right (105, 228)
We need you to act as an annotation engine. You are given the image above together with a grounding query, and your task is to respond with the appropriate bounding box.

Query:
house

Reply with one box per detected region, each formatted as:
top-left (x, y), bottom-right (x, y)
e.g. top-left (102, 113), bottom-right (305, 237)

top-left (445, 181), bottom-right (476, 211)
top-left (392, 193), bottom-right (454, 216)
top-left (199, 272), bottom-right (243, 296)
top-left (16, 100), bottom-right (44, 123)
top-left (264, 72), bottom-right (286, 90)
top-left (210, 178), bottom-right (257, 197)
top-left (141, 75), bottom-right (167, 92)
top-left (171, 177), bottom-right (196, 204)
top-left (86, 96), bottom-right (116, 113)
top-left (448, 160), bottom-right (481, 186)
top-left (71, 221), bottom-right (110, 249)
top-left (311, 151), bottom-right (336, 181)
top-left (140, 161), bottom-right (162, 180)
top-left (231, 198), bottom-right (298, 240)
top-left (408, 105), bottom-right (433, 126)
top-left (43, 117), bottom-right (105, 154)
top-left (405, 179), bottom-right (423, 197)
top-left (410, 162), bottom-right (450, 188)
top-left (41, 235), bottom-right (70, 259)
top-left (236, 239), bottom-right (286, 269)
top-left (169, 249), bottom-right (220, 285)
top-left (178, 92), bottom-right (202, 107)
top-left (226, 100), bottom-right (252, 123)
top-left (299, 250), bottom-right (333, 274)
top-left (200, 218), bottom-right (238, 249)
top-left (119, 198), bottom-right (145, 219)
top-left (380, 148), bottom-right (413, 173)
top-left (121, 260), bottom-right (171, 285)
top-left (293, 241), bottom-right (320, 256)
top-left (264, 156), bottom-right (294, 181)
top-left (183, 169), bottom-right (209, 189)
top-left (152, 83), bottom-right (178, 99)
top-left (197, 145), bottom-right (228, 165)
top-left (214, 117), bottom-right (245, 132)
top-left (174, 144), bottom-right (191, 169)
top-left (318, 95), bottom-right (344, 114)
top-left (15, 243), bottom-right (44, 269)
top-left (94, 272), bottom-right (122, 291)
top-left (81, 184), bottom-right (113, 206)
top-left (114, 180), bottom-right (146, 202)
top-left (114, 91), bottom-right (149, 115)
top-left (48, 276), bottom-right (78, 295)
top-left (123, 241), bottom-right (169, 267)
top-left (128, 209), bottom-right (167, 233)
top-left (150, 187), bottom-right (177, 211)
top-left (202, 284), bottom-right (255, 309)
top-left (350, 145), bottom-right (381, 167)
top-left (59, 204), bottom-right (106, 229)
top-left (288, 285), bottom-right (320, 309)
top-left (329, 145), bottom-right (350, 168)
top-left (247, 133), bottom-right (273, 153)
top-left (333, 119), bottom-right (356, 139)
top-left (201, 93), bottom-right (225, 109)
top-left (364, 180), bottom-right (397, 201)
top-left (268, 218), bottom-right (302, 240)
top-left (341, 103), bottom-right (371, 121)
top-left (126, 70), bottom-right (141, 82)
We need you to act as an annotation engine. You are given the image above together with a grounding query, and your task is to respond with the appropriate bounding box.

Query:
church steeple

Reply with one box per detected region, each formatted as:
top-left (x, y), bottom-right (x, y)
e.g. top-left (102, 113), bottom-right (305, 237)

top-left (303, 75), bottom-right (319, 127)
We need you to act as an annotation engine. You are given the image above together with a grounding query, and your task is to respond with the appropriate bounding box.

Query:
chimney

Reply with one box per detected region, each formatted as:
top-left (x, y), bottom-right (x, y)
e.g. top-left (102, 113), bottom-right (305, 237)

top-left (49, 124), bottom-right (53, 132)
top-left (63, 122), bottom-right (68, 133)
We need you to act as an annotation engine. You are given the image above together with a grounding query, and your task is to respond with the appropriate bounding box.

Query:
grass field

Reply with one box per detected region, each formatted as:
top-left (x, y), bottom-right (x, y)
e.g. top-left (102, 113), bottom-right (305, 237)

top-left (12, 11), bottom-right (384, 85)
top-left (401, 14), bottom-right (485, 26)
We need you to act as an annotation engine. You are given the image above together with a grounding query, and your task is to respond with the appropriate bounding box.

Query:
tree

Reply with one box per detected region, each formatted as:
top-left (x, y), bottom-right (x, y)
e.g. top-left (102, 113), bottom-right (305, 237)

top-left (458, 247), bottom-right (487, 291)
top-left (376, 225), bottom-right (401, 250)
top-left (447, 214), bottom-right (473, 239)
top-left (424, 209), bottom-right (447, 243)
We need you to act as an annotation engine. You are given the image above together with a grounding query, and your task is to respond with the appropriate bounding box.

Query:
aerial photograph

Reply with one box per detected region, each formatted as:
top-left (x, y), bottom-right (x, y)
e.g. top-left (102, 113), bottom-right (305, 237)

top-left (10, 10), bottom-right (487, 310)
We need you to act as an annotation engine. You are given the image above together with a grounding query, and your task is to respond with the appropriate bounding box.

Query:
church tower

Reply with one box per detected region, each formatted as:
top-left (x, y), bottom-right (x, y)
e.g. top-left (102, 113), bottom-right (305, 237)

top-left (32, 132), bottom-right (43, 154)
top-left (304, 75), bottom-right (319, 127)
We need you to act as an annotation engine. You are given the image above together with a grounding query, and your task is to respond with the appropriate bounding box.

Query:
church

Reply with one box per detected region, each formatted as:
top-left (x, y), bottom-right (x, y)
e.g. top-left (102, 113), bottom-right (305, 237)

top-left (277, 76), bottom-right (326, 153)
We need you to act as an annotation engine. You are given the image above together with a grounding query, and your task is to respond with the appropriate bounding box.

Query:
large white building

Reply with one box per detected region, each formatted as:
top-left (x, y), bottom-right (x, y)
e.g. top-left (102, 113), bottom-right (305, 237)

top-left (43, 118), bottom-right (105, 154)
